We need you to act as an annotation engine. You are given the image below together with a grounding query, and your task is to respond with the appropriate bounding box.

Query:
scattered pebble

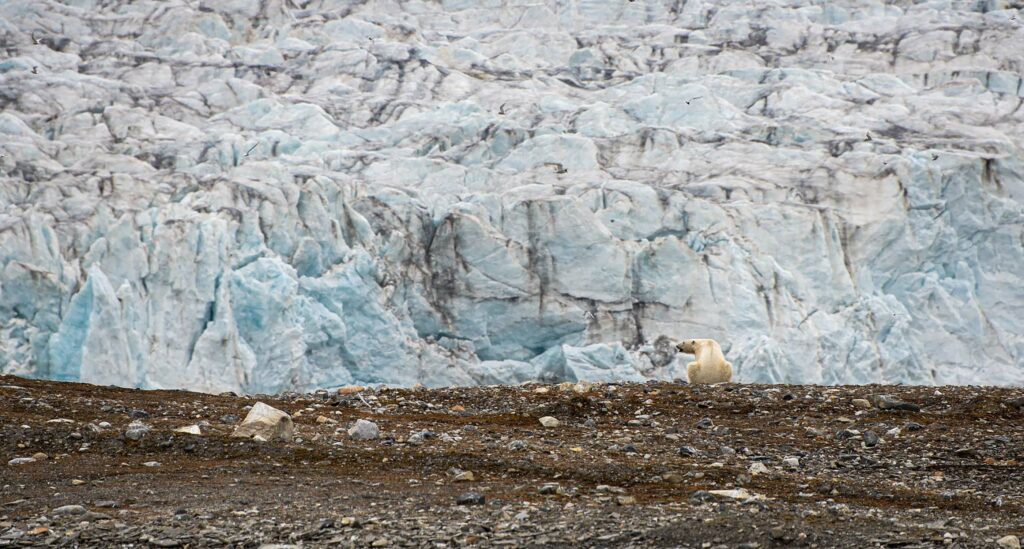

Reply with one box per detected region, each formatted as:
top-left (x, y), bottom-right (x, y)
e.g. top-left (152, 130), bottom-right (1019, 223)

top-left (452, 470), bottom-right (475, 482)
top-left (348, 419), bottom-right (381, 440)
top-left (455, 492), bottom-right (485, 506)
top-left (124, 420), bottom-right (152, 441)
top-left (997, 535), bottom-right (1021, 549)
top-left (708, 488), bottom-right (765, 501)
top-left (748, 462), bottom-right (769, 475)
top-left (863, 430), bottom-right (880, 447)
top-left (678, 445), bottom-right (700, 456)
top-left (52, 504), bottom-right (86, 516)
top-left (868, 394), bottom-right (921, 412)
top-left (539, 483), bottom-right (560, 495)
top-left (538, 416), bottom-right (561, 428)
top-left (174, 425), bottom-right (202, 435)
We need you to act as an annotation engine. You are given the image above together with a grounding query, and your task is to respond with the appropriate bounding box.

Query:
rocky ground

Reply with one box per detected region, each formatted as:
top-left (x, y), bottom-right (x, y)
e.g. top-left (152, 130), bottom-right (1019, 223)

top-left (2, 376), bottom-right (1023, 548)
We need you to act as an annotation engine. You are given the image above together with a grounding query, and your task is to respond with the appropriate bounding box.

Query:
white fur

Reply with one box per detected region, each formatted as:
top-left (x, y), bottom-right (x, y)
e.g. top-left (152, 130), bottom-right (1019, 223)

top-left (676, 338), bottom-right (733, 384)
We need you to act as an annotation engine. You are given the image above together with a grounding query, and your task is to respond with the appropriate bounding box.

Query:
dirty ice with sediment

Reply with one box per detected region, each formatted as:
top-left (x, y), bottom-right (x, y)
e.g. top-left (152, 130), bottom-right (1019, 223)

top-left (1, 0), bottom-right (1023, 394)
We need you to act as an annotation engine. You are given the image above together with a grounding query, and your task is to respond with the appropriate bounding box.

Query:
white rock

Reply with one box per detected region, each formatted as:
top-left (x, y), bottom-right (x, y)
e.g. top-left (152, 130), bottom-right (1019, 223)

top-left (748, 462), bottom-right (769, 476)
top-left (7, 457), bottom-right (36, 466)
top-left (782, 457), bottom-right (800, 468)
top-left (538, 416), bottom-right (561, 428)
top-left (231, 402), bottom-right (293, 442)
top-left (452, 471), bottom-right (475, 482)
top-left (997, 535), bottom-right (1021, 549)
top-left (707, 488), bottom-right (766, 501)
top-left (124, 421), bottom-right (152, 441)
top-left (347, 419), bottom-right (380, 441)
top-left (174, 425), bottom-right (202, 435)
top-left (52, 505), bottom-right (86, 516)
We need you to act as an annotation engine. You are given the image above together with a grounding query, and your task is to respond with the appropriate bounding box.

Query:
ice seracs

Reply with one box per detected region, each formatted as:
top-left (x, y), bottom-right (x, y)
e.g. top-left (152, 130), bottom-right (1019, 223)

top-left (0, 0), bottom-right (1022, 391)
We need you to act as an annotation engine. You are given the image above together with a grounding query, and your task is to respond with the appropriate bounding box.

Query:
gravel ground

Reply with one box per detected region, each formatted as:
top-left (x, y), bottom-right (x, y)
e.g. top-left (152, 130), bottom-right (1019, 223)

top-left (2, 375), bottom-right (1023, 548)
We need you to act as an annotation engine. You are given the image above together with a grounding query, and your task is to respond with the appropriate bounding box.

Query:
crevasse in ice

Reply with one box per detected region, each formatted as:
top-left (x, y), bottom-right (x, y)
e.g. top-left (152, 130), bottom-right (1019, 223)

top-left (1, 0), bottom-right (1022, 392)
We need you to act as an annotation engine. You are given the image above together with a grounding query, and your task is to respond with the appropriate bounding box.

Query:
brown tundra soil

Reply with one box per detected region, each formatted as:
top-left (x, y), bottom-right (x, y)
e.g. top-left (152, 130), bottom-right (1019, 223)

top-left (1, 375), bottom-right (1023, 548)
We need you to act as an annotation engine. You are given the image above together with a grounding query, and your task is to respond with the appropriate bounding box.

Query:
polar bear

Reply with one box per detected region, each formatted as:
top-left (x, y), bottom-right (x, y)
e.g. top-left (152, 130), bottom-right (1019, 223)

top-left (676, 338), bottom-right (733, 384)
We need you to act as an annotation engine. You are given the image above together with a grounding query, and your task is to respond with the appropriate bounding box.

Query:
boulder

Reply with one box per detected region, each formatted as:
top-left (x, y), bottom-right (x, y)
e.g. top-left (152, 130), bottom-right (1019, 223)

top-left (231, 402), bottom-right (294, 442)
top-left (124, 420), bottom-right (152, 441)
top-left (347, 419), bottom-right (380, 441)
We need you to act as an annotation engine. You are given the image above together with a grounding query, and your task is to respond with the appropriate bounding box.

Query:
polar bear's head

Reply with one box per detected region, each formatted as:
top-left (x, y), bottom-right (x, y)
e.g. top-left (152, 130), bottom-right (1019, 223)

top-left (676, 339), bottom-right (697, 354)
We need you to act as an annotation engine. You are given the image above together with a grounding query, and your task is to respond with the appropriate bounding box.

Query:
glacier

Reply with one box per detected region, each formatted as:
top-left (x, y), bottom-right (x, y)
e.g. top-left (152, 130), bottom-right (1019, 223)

top-left (1, 0), bottom-right (1023, 393)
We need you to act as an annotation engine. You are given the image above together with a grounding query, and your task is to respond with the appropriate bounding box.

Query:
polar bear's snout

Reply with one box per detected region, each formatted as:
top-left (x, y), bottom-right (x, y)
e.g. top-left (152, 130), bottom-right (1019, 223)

top-left (676, 340), bottom-right (696, 354)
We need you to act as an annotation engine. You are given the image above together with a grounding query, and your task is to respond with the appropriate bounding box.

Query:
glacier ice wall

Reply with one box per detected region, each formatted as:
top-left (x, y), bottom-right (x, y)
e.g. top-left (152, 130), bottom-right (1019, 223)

top-left (1, 0), bottom-right (1023, 392)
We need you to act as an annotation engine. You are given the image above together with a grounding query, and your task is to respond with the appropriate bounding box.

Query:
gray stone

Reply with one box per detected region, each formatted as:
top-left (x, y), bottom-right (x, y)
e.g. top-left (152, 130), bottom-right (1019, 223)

top-left (748, 462), bottom-right (769, 475)
top-left (868, 394), bottom-right (920, 412)
top-left (455, 492), bottom-right (485, 505)
top-left (124, 420), bottom-right (152, 441)
top-left (690, 490), bottom-right (715, 504)
top-left (348, 419), bottom-right (380, 441)
top-left (52, 505), bottom-right (86, 516)
top-left (864, 430), bottom-right (880, 447)
top-left (407, 431), bottom-right (427, 446)
top-left (539, 483), bottom-right (560, 494)
top-left (678, 446), bottom-right (699, 457)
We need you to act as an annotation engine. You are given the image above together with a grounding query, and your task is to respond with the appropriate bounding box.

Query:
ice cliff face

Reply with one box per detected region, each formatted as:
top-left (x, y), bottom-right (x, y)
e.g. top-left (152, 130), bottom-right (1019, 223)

top-left (1, 0), bottom-right (1023, 393)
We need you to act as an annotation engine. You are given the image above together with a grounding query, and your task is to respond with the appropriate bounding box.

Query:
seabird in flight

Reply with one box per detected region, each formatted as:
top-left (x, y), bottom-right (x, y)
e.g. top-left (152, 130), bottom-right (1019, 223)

top-left (544, 162), bottom-right (567, 174)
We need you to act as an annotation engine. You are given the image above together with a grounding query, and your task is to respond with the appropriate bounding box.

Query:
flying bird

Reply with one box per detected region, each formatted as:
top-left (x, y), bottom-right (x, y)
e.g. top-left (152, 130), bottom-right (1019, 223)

top-left (498, 103), bottom-right (508, 115)
top-left (31, 31), bottom-right (41, 44)
top-left (244, 143), bottom-right (258, 157)
top-left (865, 132), bottom-right (873, 141)
top-left (31, 66), bottom-right (38, 74)
top-left (684, 96), bottom-right (702, 105)
top-left (544, 162), bottom-right (567, 174)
